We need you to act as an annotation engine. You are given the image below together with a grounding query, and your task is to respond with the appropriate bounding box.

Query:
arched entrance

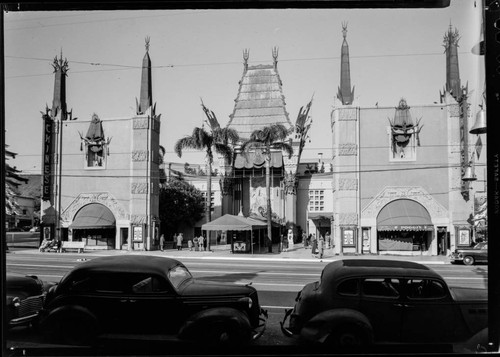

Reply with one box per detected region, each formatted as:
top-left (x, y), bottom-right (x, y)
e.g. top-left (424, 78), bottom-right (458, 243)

top-left (377, 199), bottom-right (433, 253)
top-left (69, 203), bottom-right (116, 248)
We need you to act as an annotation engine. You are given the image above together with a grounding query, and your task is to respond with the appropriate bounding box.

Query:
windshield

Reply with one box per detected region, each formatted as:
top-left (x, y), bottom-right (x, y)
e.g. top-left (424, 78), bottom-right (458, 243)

top-left (167, 265), bottom-right (193, 290)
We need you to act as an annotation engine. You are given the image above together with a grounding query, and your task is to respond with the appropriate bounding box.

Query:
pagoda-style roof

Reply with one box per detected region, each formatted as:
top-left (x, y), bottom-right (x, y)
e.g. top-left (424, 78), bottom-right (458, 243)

top-left (227, 51), bottom-right (292, 140)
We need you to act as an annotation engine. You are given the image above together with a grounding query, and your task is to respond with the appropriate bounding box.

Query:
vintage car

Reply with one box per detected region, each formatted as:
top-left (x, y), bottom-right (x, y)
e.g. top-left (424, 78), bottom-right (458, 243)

top-left (39, 255), bottom-right (267, 346)
top-left (449, 242), bottom-right (488, 265)
top-left (281, 259), bottom-right (487, 348)
top-left (6, 273), bottom-right (50, 328)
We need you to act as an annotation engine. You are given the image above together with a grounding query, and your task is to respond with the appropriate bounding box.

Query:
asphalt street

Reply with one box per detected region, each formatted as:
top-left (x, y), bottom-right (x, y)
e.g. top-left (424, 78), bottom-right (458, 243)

top-left (5, 246), bottom-right (488, 354)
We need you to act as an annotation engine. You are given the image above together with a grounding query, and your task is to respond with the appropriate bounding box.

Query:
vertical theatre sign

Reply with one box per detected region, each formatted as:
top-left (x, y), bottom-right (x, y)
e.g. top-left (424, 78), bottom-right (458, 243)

top-left (42, 114), bottom-right (53, 201)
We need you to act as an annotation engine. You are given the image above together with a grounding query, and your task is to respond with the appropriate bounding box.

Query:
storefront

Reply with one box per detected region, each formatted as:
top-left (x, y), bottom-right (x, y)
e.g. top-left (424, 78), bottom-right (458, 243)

top-left (68, 203), bottom-right (116, 249)
top-left (376, 199), bottom-right (433, 254)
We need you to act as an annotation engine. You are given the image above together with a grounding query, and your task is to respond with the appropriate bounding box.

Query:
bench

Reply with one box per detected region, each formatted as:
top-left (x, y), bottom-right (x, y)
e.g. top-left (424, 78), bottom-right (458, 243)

top-left (60, 241), bottom-right (86, 253)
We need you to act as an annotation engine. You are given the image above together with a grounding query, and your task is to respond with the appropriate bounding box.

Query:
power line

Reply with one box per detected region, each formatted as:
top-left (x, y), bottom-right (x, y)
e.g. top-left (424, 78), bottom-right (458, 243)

top-left (5, 50), bottom-right (473, 79)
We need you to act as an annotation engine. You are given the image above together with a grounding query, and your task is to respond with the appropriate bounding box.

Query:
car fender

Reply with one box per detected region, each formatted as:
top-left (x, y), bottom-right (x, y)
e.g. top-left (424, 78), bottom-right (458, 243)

top-left (300, 308), bottom-right (373, 344)
top-left (41, 304), bottom-right (99, 336)
top-left (178, 307), bottom-right (251, 340)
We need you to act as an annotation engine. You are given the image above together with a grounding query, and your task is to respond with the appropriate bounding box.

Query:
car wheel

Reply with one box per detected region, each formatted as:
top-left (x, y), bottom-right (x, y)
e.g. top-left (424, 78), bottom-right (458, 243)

top-left (205, 321), bottom-right (249, 346)
top-left (326, 324), bottom-right (371, 348)
top-left (463, 256), bottom-right (475, 266)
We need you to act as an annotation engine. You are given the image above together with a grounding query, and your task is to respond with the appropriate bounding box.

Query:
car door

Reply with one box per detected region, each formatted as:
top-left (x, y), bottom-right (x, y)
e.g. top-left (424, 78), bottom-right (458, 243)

top-left (477, 243), bottom-right (488, 263)
top-left (124, 273), bottom-right (181, 334)
top-left (400, 278), bottom-right (461, 343)
top-left (358, 277), bottom-right (404, 342)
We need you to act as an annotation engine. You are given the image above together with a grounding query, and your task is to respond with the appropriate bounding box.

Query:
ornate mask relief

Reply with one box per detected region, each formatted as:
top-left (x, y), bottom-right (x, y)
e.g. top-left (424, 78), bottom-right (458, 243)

top-left (389, 99), bottom-right (422, 160)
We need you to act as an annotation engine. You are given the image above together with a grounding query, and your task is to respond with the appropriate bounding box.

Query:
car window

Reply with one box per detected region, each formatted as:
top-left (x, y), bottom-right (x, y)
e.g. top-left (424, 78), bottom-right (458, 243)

top-left (407, 279), bottom-right (447, 299)
top-left (68, 273), bottom-right (170, 294)
top-left (168, 265), bottom-right (193, 290)
top-left (337, 279), bottom-right (358, 296)
top-left (362, 278), bottom-right (400, 298)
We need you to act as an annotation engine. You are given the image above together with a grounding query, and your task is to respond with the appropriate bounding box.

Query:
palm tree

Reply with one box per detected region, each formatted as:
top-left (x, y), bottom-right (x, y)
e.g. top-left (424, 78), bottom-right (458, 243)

top-left (241, 124), bottom-right (293, 245)
top-left (174, 125), bottom-right (239, 247)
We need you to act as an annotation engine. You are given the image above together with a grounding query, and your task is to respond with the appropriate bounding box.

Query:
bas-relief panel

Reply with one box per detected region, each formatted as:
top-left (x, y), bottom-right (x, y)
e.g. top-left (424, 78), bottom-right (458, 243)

top-left (130, 214), bottom-right (147, 224)
top-left (339, 213), bottom-right (358, 225)
top-left (339, 143), bottom-right (357, 156)
top-left (363, 186), bottom-right (448, 219)
top-left (131, 182), bottom-right (149, 194)
top-left (61, 192), bottom-right (127, 221)
top-left (339, 177), bottom-right (358, 190)
top-left (133, 118), bottom-right (149, 129)
top-left (338, 108), bottom-right (357, 121)
top-left (132, 150), bottom-right (149, 161)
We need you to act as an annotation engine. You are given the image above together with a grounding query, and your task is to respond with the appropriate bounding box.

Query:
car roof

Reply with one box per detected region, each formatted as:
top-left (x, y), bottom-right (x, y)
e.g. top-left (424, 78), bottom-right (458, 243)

top-left (322, 259), bottom-right (441, 282)
top-left (68, 255), bottom-right (183, 277)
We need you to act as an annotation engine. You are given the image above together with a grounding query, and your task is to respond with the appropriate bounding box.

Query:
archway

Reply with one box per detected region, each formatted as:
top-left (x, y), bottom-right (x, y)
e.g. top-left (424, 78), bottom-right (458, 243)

top-left (377, 199), bottom-right (433, 252)
top-left (69, 203), bottom-right (116, 248)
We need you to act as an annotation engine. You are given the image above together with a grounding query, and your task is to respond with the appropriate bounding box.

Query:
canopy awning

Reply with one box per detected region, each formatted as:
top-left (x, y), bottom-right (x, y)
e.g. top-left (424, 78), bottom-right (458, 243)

top-left (377, 199), bottom-right (433, 231)
top-left (308, 212), bottom-right (333, 221)
top-left (69, 203), bottom-right (116, 229)
top-left (201, 214), bottom-right (267, 231)
top-left (233, 151), bottom-right (283, 169)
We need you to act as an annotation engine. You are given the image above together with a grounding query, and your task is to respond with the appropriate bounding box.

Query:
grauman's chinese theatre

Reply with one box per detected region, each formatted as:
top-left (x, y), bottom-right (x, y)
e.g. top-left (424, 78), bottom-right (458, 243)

top-left (40, 40), bottom-right (161, 250)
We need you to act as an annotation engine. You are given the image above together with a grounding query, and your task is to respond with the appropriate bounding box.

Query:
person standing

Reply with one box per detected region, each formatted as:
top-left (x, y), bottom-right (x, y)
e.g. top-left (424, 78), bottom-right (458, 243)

top-left (318, 235), bottom-right (325, 259)
top-left (159, 234), bottom-right (165, 252)
top-left (198, 235), bottom-right (204, 252)
top-left (173, 233), bottom-right (178, 249)
top-left (188, 239), bottom-right (193, 251)
top-left (325, 231), bottom-right (331, 249)
top-left (203, 234), bottom-right (208, 251)
top-left (177, 233), bottom-right (183, 251)
top-left (302, 232), bottom-right (308, 248)
top-left (282, 234), bottom-right (288, 252)
top-left (311, 234), bottom-right (317, 257)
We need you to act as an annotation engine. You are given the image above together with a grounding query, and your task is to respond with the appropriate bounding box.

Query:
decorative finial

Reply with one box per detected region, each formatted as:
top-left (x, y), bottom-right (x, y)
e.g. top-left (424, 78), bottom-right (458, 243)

top-left (243, 49), bottom-right (249, 70)
top-left (341, 22), bottom-right (348, 39)
top-left (272, 46), bottom-right (279, 69)
top-left (145, 36), bottom-right (150, 52)
top-left (272, 46), bottom-right (279, 61)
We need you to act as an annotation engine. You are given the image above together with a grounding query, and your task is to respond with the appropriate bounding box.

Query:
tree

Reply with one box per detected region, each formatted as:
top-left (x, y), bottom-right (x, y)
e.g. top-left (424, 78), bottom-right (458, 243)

top-left (241, 124), bottom-right (293, 243)
top-left (159, 178), bottom-right (205, 240)
top-left (5, 145), bottom-right (28, 218)
top-left (174, 102), bottom-right (239, 227)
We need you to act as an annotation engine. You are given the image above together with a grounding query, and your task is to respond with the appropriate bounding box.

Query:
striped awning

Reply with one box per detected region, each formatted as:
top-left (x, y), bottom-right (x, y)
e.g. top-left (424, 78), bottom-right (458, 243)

top-left (377, 199), bottom-right (433, 231)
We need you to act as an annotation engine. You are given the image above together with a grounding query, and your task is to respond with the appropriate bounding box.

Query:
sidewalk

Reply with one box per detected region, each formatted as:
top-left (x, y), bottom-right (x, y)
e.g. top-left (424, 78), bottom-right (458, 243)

top-left (9, 242), bottom-right (449, 264)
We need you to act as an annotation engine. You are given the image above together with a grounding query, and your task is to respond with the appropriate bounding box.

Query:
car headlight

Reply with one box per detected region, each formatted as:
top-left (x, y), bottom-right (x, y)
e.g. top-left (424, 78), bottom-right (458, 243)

top-left (239, 297), bottom-right (253, 309)
top-left (12, 297), bottom-right (21, 308)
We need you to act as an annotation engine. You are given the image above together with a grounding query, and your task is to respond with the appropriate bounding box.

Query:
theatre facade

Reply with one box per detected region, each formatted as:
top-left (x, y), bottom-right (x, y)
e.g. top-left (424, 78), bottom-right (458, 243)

top-left (40, 41), bottom-right (161, 250)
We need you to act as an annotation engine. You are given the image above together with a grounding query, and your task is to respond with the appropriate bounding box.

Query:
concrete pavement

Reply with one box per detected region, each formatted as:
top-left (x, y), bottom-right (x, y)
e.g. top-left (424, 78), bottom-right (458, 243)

top-left (9, 242), bottom-right (449, 264)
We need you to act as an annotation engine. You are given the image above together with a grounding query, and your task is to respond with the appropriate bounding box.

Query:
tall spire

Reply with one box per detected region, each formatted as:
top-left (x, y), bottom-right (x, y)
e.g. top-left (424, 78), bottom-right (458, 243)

top-left (51, 51), bottom-right (69, 120)
top-left (337, 22), bottom-right (355, 105)
top-left (137, 37), bottom-right (153, 115)
top-left (443, 24), bottom-right (462, 101)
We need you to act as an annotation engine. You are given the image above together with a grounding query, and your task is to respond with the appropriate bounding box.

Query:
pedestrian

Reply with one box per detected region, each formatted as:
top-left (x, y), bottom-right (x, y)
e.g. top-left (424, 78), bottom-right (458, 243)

top-left (282, 234), bottom-right (288, 252)
top-left (198, 235), bottom-right (204, 252)
top-left (188, 239), bottom-right (193, 251)
top-left (307, 234), bottom-right (312, 249)
top-left (177, 233), bottom-right (183, 251)
top-left (193, 236), bottom-right (199, 251)
top-left (173, 233), bottom-right (178, 249)
top-left (318, 235), bottom-right (325, 259)
top-left (302, 232), bottom-right (308, 248)
top-left (311, 234), bottom-right (317, 257)
top-left (203, 235), bottom-right (208, 251)
top-left (159, 234), bottom-right (165, 252)
top-left (325, 231), bottom-right (331, 249)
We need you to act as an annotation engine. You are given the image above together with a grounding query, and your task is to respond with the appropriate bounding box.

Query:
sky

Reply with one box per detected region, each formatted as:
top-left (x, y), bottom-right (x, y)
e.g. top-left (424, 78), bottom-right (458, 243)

top-left (4, 1), bottom-right (484, 174)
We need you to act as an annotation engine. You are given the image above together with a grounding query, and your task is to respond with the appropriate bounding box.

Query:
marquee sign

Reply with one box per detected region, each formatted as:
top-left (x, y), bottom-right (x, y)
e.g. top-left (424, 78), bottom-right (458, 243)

top-left (42, 114), bottom-right (53, 201)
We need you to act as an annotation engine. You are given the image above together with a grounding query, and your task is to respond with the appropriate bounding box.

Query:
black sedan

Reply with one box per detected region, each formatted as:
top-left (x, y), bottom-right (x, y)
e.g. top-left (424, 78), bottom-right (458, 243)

top-left (449, 242), bottom-right (488, 265)
top-left (6, 273), bottom-right (51, 328)
top-left (281, 259), bottom-right (487, 349)
top-left (38, 255), bottom-right (267, 346)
